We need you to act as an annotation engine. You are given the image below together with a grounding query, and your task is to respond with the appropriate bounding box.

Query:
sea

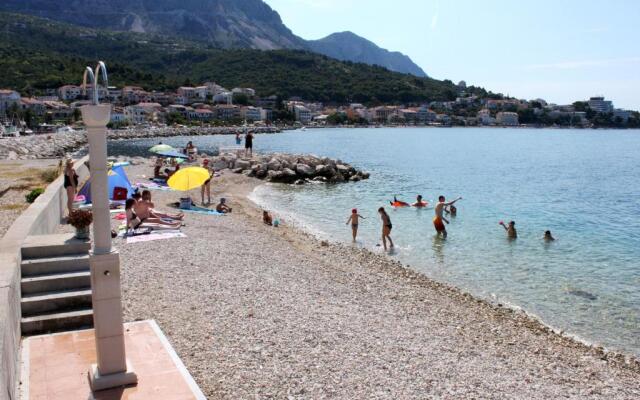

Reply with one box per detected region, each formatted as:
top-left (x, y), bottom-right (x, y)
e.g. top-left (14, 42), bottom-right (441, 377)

top-left (108, 127), bottom-right (640, 357)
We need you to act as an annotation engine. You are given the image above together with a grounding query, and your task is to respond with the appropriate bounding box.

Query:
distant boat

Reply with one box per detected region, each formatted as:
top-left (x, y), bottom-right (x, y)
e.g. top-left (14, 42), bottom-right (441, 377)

top-left (56, 125), bottom-right (78, 134)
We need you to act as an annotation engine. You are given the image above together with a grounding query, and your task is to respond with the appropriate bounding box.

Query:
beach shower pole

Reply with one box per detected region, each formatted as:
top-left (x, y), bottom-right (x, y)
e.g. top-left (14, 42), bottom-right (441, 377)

top-left (80, 62), bottom-right (138, 391)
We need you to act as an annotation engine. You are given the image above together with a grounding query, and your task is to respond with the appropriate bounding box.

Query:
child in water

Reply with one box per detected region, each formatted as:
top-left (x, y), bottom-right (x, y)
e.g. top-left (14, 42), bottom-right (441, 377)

top-left (345, 209), bottom-right (365, 241)
top-left (499, 220), bottom-right (517, 239)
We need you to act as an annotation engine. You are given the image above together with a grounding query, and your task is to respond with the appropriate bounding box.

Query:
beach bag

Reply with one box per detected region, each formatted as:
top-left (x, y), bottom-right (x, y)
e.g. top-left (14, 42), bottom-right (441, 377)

top-left (179, 197), bottom-right (192, 210)
top-left (112, 186), bottom-right (128, 200)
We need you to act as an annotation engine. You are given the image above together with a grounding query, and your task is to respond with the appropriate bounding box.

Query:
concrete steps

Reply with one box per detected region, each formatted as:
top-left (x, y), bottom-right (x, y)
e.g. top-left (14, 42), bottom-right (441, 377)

top-left (21, 309), bottom-right (94, 336)
top-left (21, 289), bottom-right (92, 317)
top-left (20, 233), bottom-right (93, 335)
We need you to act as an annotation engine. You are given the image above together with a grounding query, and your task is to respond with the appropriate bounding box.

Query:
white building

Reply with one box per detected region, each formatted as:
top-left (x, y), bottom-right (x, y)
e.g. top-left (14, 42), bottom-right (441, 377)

top-left (477, 109), bottom-right (494, 125)
top-left (294, 105), bottom-right (312, 124)
top-left (58, 85), bottom-right (82, 101)
top-left (588, 96), bottom-right (613, 113)
top-left (110, 107), bottom-right (126, 124)
top-left (125, 102), bottom-right (162, 124)
top-left (212, 92), bottom-right (233, 104)
top-left (241, 106), bottom-right (263, 121)
top-left (232, 87), bottom-right (256, 97)
top-left (496, 111), bottom-right (519, 126)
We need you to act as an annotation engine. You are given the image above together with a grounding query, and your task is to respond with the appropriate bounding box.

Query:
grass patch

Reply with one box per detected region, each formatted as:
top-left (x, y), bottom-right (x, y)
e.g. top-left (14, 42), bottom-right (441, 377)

top-left (40, 168), bottom-right (60, 183)
top-left (0, 203), bottom-right (26, 211)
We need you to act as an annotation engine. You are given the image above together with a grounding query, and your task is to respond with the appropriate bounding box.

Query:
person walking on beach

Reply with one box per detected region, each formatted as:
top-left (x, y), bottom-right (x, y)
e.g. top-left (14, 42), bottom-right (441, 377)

top-left (244, 131), bottom-right (254, 158)
top-left (433, 195), bottom-right (462, 238)
top-left (378, 207), bottom-right (394, 251)
top-left (346, 208), bottom-right (365, 242)
top-left (63, 158), bottom-right (78, 217)
top-left (499, 220), bottom-right (518, 239)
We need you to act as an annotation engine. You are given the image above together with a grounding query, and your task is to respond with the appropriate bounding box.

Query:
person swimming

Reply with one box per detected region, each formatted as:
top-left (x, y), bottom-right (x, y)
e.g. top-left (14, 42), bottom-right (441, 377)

top-left (445, 204), bottom-right (457, 216)
top-left (390, 195), bottom-right (410, 208)
top-left (433, 195), bottom-right (462, 238)
top-left (499, 220), bottom-right (517, 239)
top-left (346, 208), bottom-right (365, 242)
top-left (543, 230), bottom-right (555, 241)
top-left (412, 195), bottom-right (428, 208)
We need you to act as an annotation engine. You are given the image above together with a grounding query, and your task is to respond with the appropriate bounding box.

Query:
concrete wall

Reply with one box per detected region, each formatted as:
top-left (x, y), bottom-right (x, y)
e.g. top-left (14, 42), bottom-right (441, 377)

top-left (0, 156), bottom-right (89, 400)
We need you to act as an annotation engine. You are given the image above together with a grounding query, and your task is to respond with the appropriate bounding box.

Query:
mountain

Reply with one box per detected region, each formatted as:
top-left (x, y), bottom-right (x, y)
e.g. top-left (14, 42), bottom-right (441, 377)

top-left (0, 13), bottom-right (468, 105)
top-left (308, 32), bottom-right (427, 77)
top-left (0, 0), bottom-right (305, 49)
top-left (0, 0), bottom-right (428, 77)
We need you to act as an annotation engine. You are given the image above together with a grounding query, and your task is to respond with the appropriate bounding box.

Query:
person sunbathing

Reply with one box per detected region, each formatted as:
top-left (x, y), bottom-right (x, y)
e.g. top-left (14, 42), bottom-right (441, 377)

top-left (141, 190), bottom-right (183, 220)
top-left (125, 199), bottom-right (181, 230)
top-left (216, 198), bottom-right (232, 214)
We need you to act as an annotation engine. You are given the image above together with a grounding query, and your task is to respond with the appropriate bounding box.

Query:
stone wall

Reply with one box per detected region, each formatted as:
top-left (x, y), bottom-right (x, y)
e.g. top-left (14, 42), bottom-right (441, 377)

top-left (0, 156), bottom-right (89, 400)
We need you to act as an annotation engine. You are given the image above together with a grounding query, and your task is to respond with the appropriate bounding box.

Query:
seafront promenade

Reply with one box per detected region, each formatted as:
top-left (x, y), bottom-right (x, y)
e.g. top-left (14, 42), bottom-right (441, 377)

top-left (110, 162), bottom-right (640, 398)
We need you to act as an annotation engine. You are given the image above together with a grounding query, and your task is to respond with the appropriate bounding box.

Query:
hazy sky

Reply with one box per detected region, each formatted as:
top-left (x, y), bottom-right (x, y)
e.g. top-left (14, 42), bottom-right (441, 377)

top-left (263, 0), bottom-right (640, 110)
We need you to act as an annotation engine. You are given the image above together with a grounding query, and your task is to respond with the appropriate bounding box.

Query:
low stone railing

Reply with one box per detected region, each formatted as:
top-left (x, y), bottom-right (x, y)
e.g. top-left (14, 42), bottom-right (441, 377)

top-left (0, 155), bottom-right (89, 400)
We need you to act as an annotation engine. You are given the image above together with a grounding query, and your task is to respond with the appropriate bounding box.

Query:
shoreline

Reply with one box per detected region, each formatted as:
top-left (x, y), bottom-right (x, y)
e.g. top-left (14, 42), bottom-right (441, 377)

top-left (246, 180), bottom-right (640, 366)
top-left (116, 160), bottom-right (640, 397)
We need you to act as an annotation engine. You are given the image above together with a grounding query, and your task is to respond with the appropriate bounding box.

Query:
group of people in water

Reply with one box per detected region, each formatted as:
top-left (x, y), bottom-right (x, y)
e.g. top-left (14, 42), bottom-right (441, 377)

top-left (348, 194), bottom-right (555, 251)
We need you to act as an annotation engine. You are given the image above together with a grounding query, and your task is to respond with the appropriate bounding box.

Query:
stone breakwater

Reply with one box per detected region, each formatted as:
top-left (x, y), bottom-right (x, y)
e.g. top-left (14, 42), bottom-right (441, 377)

top-left (0, 126), bottom-right (281, 160)
top-left (209, 152), bottom-right (370, 184)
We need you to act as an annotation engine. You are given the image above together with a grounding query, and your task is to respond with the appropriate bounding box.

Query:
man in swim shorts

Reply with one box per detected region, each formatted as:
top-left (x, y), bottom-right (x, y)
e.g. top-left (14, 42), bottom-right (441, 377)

top-left (434, 195), bottom-right (462, 238)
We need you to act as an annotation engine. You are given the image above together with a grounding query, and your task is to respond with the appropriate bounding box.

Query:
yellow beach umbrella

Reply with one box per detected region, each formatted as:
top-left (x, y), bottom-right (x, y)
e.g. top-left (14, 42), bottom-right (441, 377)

top-left (167, 167), bottom-right (210, 191)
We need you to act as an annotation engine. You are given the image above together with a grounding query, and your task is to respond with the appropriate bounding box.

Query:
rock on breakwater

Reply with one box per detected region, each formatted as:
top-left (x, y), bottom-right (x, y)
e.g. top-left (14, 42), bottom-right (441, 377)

top-left (210, 152), bottom-right (370, 184)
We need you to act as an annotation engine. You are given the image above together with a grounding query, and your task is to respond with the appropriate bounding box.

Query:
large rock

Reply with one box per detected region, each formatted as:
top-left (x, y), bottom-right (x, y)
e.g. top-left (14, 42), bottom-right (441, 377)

top-left (295, 163), bottom-right (314, 177)
top-left (267, 158), bottom-right (282, 171)
top-left (280, 168), bottom-right (298, 183)
top-left (267, 170), bottom-right (283, 181)
top-left (211, 160), bottom-right (228, 171)
top-left (336, 164), bottom-right (350, 177)
top-left (234, 159), bottom-right (251, 170)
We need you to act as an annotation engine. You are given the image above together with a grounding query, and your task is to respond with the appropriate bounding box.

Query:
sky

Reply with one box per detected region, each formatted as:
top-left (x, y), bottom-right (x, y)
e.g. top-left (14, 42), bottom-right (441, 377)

top-left (263, 0), bottom-right (640, 110)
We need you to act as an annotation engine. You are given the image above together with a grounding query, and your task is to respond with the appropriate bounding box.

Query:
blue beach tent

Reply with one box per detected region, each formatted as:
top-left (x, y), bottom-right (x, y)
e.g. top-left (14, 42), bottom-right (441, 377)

top-left (78, 165), bottom-right (134, 203)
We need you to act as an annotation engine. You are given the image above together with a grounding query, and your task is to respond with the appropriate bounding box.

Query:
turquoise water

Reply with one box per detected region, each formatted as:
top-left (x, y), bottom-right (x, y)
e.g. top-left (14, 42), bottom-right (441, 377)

top-left (109, 127), bottom-right (640, 356)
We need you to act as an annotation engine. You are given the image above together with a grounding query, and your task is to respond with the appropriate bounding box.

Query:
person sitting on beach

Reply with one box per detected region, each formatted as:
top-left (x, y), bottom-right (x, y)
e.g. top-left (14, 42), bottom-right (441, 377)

top-left (433, 196), bottom-right (462, 238)
top-left (543, 230), bottom-right (555, 241)
top-left (153, 157), bottom-right (163, 178)
top-left (412, 195), bottom-right (428, 208)
top-left (164, 168), bottom-right (174, 180)
top-left (499, 220), bottom-right (518, 239)
top-left (346, 208), bottom-right (365, 242)
top-left (125, 199), bottom-right (181, 231)
top-left (216, 198), bottom-right (232, 214)
top-left (378, 207), bottom-right (394, 251)
top-left (141, 190), bottom-right (183, 220)
top-left (263, 210), bottom-right (273, 226)
top-left (201, 159), bottom-right (212, 205)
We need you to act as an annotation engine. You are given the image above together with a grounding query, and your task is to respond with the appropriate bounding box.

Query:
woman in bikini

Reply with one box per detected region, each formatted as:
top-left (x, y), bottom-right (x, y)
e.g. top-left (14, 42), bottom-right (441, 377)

top-left (63, 158), bottom-right (79, 216)
top-left (378, 207), bottom-right (394, 251)
top-left (125, 199), bottom-right (181, 231)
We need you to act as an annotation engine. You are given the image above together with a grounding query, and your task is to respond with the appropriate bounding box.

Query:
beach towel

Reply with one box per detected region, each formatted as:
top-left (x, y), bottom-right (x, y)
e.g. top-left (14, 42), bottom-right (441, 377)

top-left (135, 181), bottom-right (173, 191)
top-left (180, 205), bottom-right (225, 216)
top-left (126, 231), bottom-right (186, 244)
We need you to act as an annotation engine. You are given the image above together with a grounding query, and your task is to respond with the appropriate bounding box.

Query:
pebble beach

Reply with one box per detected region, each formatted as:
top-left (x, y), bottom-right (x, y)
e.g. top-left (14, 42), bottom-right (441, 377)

top-left (115, 161), bottom-right (640, 399)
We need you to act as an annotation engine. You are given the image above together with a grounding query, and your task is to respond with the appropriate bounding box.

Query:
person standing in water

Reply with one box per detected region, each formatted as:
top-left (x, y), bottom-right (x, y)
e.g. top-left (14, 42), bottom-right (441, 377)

top-left (499, 220), bottom-right (518, 239)
top-left (346, 208), bottom-right (366, 242)
top-left (543, 230), bottom-right (555, 241)
top-left (378, 207), bottom-right (394, 251)
top-left (244, 131), bottom-right (254, 158)
top-left (412, 195), bottom-right (428, 208)
top-left (433, 195), bottom-right (462, 238)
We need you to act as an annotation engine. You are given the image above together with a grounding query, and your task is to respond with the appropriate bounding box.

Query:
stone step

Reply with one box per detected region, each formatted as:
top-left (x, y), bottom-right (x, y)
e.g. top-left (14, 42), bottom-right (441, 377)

top-left (20, 271), bottom-right (91, 296)
top-left (21, 289), bottom-right (92, 317)
top-left (21, 309), bottom-right (94, 336)
top-left (21, 233), bottom-right (90, 260)
top-left (21, 254), bottom-right (90, 277)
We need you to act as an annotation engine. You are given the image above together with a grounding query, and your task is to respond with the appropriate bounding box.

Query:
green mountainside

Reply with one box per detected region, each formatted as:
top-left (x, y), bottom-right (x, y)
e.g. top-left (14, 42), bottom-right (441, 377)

top-left (0, 13), bottom-right (482, 104)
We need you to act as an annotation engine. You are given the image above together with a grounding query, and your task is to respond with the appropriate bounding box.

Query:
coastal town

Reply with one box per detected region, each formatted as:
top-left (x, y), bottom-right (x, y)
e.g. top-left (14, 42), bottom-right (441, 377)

top-left (1, 80), bottom-right (639, 136)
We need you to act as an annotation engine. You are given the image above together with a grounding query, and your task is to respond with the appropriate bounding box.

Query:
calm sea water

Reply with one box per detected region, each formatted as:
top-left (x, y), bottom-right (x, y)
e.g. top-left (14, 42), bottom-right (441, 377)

top-left (109, 127), bottom-right (640, 356)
